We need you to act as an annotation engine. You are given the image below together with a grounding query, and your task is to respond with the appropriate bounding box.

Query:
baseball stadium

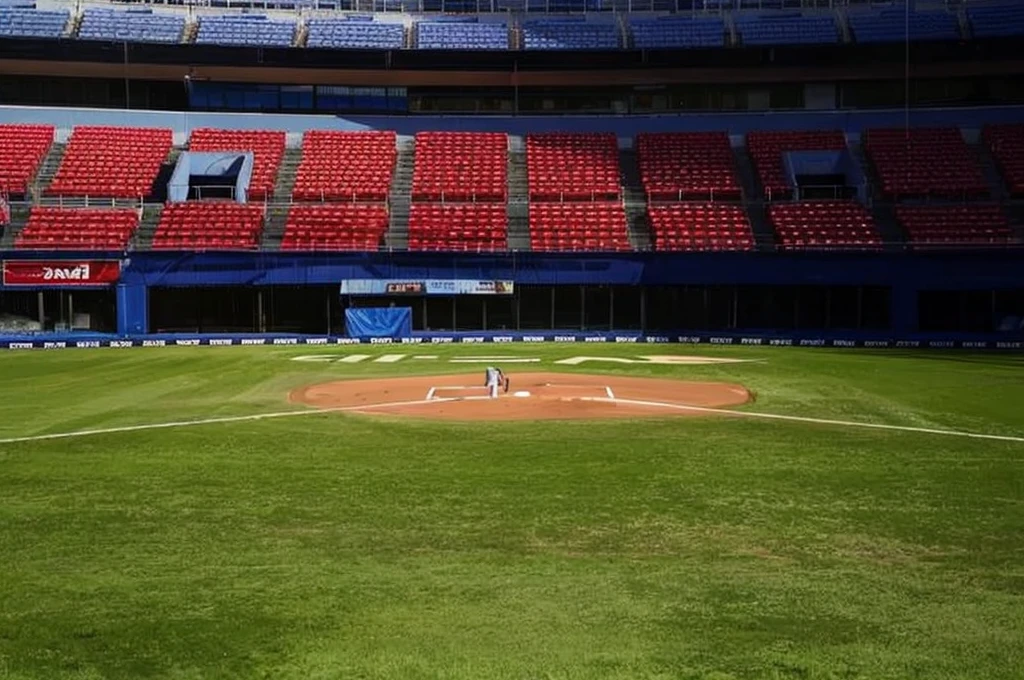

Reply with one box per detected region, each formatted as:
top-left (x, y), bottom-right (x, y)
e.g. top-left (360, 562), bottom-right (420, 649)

top-left (1, 0), bottom-right (1024, 678)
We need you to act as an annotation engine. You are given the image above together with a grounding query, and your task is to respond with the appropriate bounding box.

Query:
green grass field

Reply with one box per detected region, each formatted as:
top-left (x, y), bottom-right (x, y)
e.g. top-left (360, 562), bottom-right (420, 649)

top-left (1, 344), bottom-right (1023, 680)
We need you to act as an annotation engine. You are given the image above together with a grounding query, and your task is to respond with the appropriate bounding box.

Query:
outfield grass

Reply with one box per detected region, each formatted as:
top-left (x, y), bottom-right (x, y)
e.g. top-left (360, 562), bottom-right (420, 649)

top-left (1, 345), bottom-right (1023, 680)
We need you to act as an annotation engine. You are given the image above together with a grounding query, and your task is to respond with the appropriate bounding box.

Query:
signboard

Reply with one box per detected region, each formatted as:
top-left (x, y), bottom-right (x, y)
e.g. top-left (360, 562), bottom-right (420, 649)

top-left (2, 260), bottom-right (122, 286)
top-left (340, 280), bottom-right (514, 296)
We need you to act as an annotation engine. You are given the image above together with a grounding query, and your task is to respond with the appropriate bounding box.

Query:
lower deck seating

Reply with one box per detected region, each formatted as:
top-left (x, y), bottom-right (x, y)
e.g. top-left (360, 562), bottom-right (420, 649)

top-left (529, 202), bottom-right (630, 252)
top-left (408, 204), bottom-right (507, 252)
top-left (15, 207), bottom-right (139, 250)
top-left (648, 203), bottom-right (754, 251)
top-left (768, 201), bottom-right (881, 250)
top-left (895, 204), bottom-right (1013, 247)
top-left (151, 201), bottom-right (264, 250)
top-left (983, 124), bottom-right (1024, 197)
top-left (0, 124), bottom-right (53, 195)
top-left (280, 204), bottom-right (389, 251)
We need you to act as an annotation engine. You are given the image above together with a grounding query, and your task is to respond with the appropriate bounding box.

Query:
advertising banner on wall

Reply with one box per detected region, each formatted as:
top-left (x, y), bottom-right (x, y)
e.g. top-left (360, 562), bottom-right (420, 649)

top-left (1, 260), bottom-right (122, 286)
top-left (340, 279), bottom-right (514, 296)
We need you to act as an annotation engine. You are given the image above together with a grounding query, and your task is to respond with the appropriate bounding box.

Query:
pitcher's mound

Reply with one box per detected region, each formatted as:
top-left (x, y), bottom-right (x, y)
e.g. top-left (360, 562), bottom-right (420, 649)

top-left (289, 372), bottom-right (750, 422)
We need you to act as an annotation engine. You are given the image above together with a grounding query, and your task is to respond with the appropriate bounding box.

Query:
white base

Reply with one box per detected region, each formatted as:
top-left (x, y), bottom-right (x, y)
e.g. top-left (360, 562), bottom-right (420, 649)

top-left (513, 391), bottom-right (531, 398)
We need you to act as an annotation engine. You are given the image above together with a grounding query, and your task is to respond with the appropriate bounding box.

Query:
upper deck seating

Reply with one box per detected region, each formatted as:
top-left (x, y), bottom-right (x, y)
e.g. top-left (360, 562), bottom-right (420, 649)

top-left (629, 16), bottom-right (725, 49)
top-left (416, 21), bottom-right (508, 49)
top-left (47, 126), bottom-right (172, 199)
top-left (78, 8), bottom-right (184, 43)
top-left (0, 124), bottom-right (53, 195)
top-left (195, 14), bottom-right (295, 47)
top-left (412, 132), bottom-right (507, 202)
top-left (521, 19), bottom-right (619, 50)
top-left (306, 17), bottom-right (404, 49)
top-left (292, 130), bottom-right (396, 202)
top-left (637, 132), bottom-right (741, 201)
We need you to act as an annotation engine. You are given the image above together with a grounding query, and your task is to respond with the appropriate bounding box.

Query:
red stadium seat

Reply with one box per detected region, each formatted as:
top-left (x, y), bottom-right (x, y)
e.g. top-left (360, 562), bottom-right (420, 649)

top-left (636, 132), bottom-right (741, 201)
top-left (529, 202), bottom-right (630, 252)
top-left (15, 207), bottom-right (139, 250)
top-left (895, 204), bottom-right (1013, 248)
top-left (983, 124), bottom-right (1024, 198)
top-left (408, 203), bottom-right (508, 252)
top-left (47, 126), bottom-right (171, 199)
top-left (747, 130), bottom-right (847, 200)
top-left (292, 130), bottom-right (396, 202)
top-left (411, 132), bottom-right (507, 203)
top-left (863, 127), bottom-right (987, 199)
top-left (0, 124), bottom-right (53, 195)
top-left (188, 128), bottom-right (285, 201)
top-left (280, 204), bottom-right (389, 251)
top-left (527, 133), bottom-right (622, 202)
top-left (648, 203), bottom-right (754, 251)
top-left (767, 201), bottom-right (881, 250)
top-left (151, 201), bottom-right (264, 250)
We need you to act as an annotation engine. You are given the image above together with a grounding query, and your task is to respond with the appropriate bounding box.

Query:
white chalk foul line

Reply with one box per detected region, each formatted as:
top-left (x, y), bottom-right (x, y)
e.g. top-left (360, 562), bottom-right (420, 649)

top-left (579, 397), bottom-right (1024, 444)
top-left (0, 397), bottom-right (454, 445)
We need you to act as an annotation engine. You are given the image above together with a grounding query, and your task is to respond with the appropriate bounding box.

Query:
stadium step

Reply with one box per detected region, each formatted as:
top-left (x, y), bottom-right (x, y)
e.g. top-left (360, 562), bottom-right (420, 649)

top-left (273, 147), bottom-right (302, 201)
top-left (973, 140), bottom-right (1009, 200)
top-left (0, 204), bottom-right (32, 249)
top-left (618, 149), bottom-right (652, 250)
top-left (507, 146), bottom-right (530, 251)
top-left (32, 141), bottom-right (66, 200)
top-left (132, 205), bottom-right (165, 250)
top-left (733, 145), bottom-right (775, 250)
top-left (260, 204), bottom-right (291, 251)
top-left (869, 202), bottom-right (910, 251)
top-left (386, 137), bottom-right (415, 250)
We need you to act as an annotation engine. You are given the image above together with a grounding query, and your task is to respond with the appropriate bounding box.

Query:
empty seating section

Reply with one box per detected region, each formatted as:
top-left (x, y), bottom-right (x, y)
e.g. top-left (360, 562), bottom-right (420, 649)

top-left (189, 128), bottom-right (285, 200)
top-left (408, 204), bottom-right (507, 251)
top-left (48, 126), bottom-right (172, 199)
top-left (629, 16), bottom-right (725, 48)
top-left (0, 124), bottom-right (53, 195)
top-left (637, 132), bottom-right (740, 201)
top-left (983, 124), bottom-right (1024, 197)
top-left (849, 9), bottom-right (959, 43)
top-left (78, 8), bottom-right (184, 43)
top-left (521, 20), bottom-right (619, 50)
top-left (968, 3), bottom-right (1024, 39)
top-left (417, 21), bottom-right (507, 49)
top-left (649, 203), bottom-right (753, 252)
top-left (0, 7), bottom-right (67, 38)
top-left (292, 131), bottom-right (396, 202)
top-left (768, 201), bottom-right (881, 250)
top-left (306, 18), bottom-right (404, 49)
top-left (735, 13), bottom-right (837, 46)
top-left (895, 205), bottom-right (1013, 247)
top-left (151, 202), bottom-right (264, 250)
top-left (412, 132), bottom-right (507, 202)
top-left (863, 128), bottom-right (987, 199)
top-left (530, 203), bottom-right (630, 252)
top-left (747, 130), bottom-right (846, 199)
top-left (196, 15), bottom-right (294, 47)
top-left (281, 204), bottom-right (389, 251)
top-left (15, 208), bottom-right (139, 250)
top-left (527, 133), bottom-right (621, 201)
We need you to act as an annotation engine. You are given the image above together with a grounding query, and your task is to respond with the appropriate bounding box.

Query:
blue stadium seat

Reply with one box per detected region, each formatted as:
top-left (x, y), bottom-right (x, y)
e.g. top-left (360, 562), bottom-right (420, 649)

top-left (78, 8), bottom-right (185, 44)
top-left (417, 21), bottom-right (508, 49)
top-left (0, 7), bottom-right (67, 39)
top-left (306, 17), bottom-right (405, 49)
top-left (521, 19), bottom-right (620, 50)
top-left (849, 8), bottom-right (960, 43)
top-left (195, 14), bottom-right (295, 48)
top-left (968, 2), bottom-right (1024, 39)
top-left (734, 12), bottom-right (837, 46)
top-left (629, 16), bottom-right (725, 49)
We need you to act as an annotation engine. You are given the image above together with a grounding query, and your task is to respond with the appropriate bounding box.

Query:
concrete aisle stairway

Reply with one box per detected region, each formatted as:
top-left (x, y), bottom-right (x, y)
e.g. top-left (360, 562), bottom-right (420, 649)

top-left (732, 143), bottom-right (775, 250)
top-left (260, 147), bottom-right (302, 250)
top-left (385, 137), bottom-right (415, 250)
top-left (0, 205), bottom-right (32, 249)
top-left (260, 205), bottom-right (291, 251)
top-left (973, 139), bottom-right (1009, 201)
top-left (32, 142), bottom-right (66, 202)
top-left (506, 141), bottom-right (531, 251)
top-left (618, 149), bottom-right (652, 250)
top-left (846, 136), bottom-right (905, 251)
top-left (131, 205), bottom-right (165, 250)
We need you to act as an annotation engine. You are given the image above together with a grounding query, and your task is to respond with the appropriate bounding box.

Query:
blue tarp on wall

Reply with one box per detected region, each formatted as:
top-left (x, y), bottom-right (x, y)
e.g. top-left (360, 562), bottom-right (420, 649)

top-left (345, 307), bottom-right (412, 338)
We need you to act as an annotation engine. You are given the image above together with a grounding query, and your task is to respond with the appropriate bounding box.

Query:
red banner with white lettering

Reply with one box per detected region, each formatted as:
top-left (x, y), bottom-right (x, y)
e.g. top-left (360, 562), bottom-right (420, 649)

top-left (2, 260), bottom-right (121, 286)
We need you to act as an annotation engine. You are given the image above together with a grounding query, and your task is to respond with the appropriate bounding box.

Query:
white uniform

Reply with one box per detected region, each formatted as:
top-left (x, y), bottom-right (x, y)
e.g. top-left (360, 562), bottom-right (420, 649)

top-left (485, 367), bottom-right (503, 398)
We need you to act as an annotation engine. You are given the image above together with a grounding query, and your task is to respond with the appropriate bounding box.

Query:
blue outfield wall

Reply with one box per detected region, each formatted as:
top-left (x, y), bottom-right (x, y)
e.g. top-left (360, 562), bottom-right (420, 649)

top-left (2, 104), bottom-right (1024, 137)
top-left (0, 332), bottom-right (1019, 351)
